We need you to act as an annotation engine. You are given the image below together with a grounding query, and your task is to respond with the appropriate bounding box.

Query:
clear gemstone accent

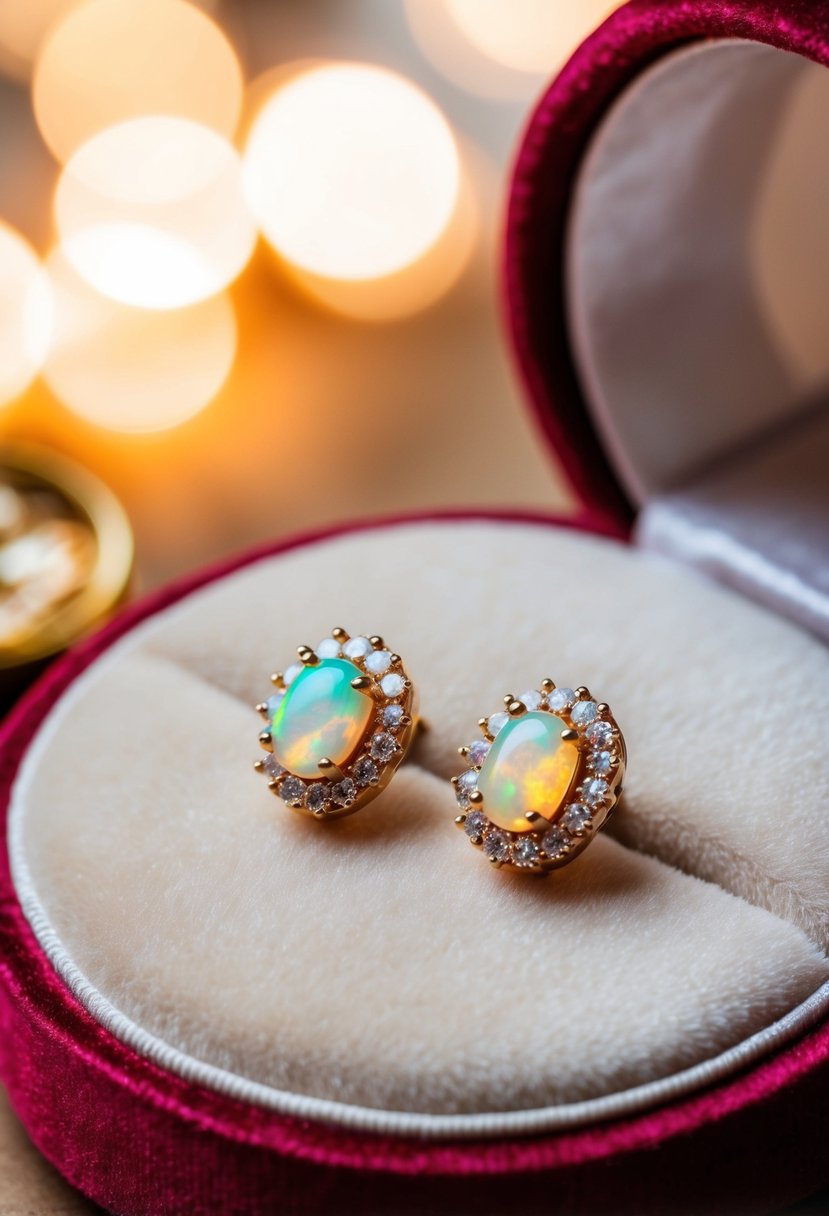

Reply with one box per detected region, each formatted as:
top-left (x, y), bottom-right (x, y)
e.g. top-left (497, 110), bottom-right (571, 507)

top-left (483, 830), bottom-right (511, 862)
top-left (586, 720), bottom-right (614, 747)
top-left (262, 754), bottom-right (283, 780)
top-left (582, 778), bottom-right (610, 806)
top-left (316, 637), bottom-right (341, 659)
top-left (458, 769), bottom-right (478, 791)
top-left (468, 739), bottom-right (490, 767)
top-left (464, 810), bottom-right (487, 839)
top-left (562, 802), bottom-right (591, 833)
top-left (456, 786), bottom-right (472, 810)
top-left (487, 711), bottom-right (509, 737)
top-left (331, 777), bottom-right (356, 806)
top-left (304, 783), bottom-right (328, 813)
top-left (571, 700), bottom-right (598, 727)
top-left (520, 689), bottom-right (542, 711)
top-left (354, 756), bottom-right (378, 786)
top-left (279, 775), bottom-right (304, 805)
top-left (365, 649), bottom-right (392, 675)
top-left (343, 636), bottom-right (372, 660)
top-left (547, 687), bottom-right (576, 712)
top-left (514, 836), bottom-right (540, 866)
top-left (588, 749), bottom-right (612, 775)
top-left (542, 825), bottom-right (569, 856)
top-left (266, 691), bottom-right (284, 717)
top-left (383, 703), bottom-right (404, 729)
top-left (370, 732), bottom-right (396, 762)
top-left (380, 672), bottom-right (405, 697)
top-left (283, 662), bottom-right (303, 686)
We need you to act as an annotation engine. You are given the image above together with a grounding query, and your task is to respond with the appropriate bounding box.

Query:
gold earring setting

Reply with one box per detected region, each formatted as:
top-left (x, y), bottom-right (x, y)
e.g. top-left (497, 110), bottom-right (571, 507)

top-left (453, 682), bottom-right (626, 873)
top-left (255, 628), bottom-right (419, 819)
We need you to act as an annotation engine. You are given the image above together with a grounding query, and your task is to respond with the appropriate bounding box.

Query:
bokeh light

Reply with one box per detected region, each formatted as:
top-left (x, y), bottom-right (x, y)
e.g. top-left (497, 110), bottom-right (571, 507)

top-left (55, 116), bottom-right (256, 310)
top-left (0, 221), bottom-right (52, 406)
top-left (0, 0), bottom-right (81, 81)
top-left (243, 62), bottom-right (461, 281)
top-left (43, 250), bottom-right (236, 433)
top-left (406, 0), bottom-right (617, 99)
top-left (33, 0), bottom-right (243, 163)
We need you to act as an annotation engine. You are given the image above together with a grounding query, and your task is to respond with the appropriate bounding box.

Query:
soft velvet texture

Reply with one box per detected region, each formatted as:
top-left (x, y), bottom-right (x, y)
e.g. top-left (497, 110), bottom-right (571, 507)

top-left (10, 520), bottom-right (828, 1121)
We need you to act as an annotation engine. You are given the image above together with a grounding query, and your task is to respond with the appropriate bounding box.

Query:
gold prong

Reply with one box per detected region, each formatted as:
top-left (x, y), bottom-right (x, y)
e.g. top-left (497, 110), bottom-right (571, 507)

top-left (451, 775), bottom-right (459, 786)
top-left (455, 814), bottom-right (467, 828)
top-left (332, 627), bottom-right (348, 643)
top-left (470, 835), bottom-right (483, 846)
top-left (351, 675), bottom-right (372, 691)
top-left (489, 855), bottom-right (502, 868)
top-left (525, 811), bottom-right (541, 823)
top-left (317, 757), bottom-right (346, 781)
top-left (258, 730), bottom-right (273, 753)
top-left (458, 745), bottom-right (469, 758)
top-left (270, 672), bottom-right (284, 687)
top-left (312, 808), bottom-right (326, 819)
top-left (390, 653), bottom-right (402, 666)
top-left (541, 678), bottom-right (555, 693)
top-left (256, 702), bottom-right (270, 720)
top-left (254, 758), bottom-right (265, 773)
top-left (267, 777), bottom-right (280, 792)
top-left (402, 678), bottom-right (412, 690)
top-left (561, 728), bottom-right (579, 742)
top-left (597, 703), bottom-right (609, 715)
top-left (503, 693), bottom-right (514, 707)
top-left (469, 790), bottom-right (484, 805)
top-left (576, 686), bottom-right (590, 699)
top-left (507, 700), bottom-right (526, 716)
top-left (298, 646), bottom-right (318, 665)
top-left (399, 713), bottom-right (412, 727)
top-left (369, 636), bottom-right (383, 648)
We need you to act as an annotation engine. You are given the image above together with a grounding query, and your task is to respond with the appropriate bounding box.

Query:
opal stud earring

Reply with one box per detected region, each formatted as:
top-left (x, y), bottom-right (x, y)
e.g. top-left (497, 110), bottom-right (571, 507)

top-left (255, 628), bottom-right (420, 819)
top-left (452, 682), bottom-right (626, 873)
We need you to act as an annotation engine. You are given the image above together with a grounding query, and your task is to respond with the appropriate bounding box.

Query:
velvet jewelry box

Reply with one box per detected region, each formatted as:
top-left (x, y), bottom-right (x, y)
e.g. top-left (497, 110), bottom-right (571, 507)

top-left (2, 2), bottom-right (829, 1213)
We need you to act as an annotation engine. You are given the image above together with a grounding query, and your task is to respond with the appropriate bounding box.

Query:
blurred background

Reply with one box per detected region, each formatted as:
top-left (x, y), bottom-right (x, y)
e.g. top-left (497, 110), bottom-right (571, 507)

top-left (0, 0), bottom-right (624, 638)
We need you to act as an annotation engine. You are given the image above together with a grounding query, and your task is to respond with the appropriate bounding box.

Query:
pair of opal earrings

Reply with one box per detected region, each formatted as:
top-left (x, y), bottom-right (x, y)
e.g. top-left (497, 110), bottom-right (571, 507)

top-left (254, 628), bottom-right (626, 876)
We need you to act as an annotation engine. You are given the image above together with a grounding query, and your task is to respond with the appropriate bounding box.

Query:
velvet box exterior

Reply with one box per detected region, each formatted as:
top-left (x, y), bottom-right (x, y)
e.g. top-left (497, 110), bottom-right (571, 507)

top-left (1, 2), bottom-right (828, 1213)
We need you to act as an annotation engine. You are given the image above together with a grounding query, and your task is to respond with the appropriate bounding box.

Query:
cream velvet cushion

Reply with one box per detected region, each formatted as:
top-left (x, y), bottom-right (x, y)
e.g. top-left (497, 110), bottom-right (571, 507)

top-left (10, 520), bottom-right (829, 1126)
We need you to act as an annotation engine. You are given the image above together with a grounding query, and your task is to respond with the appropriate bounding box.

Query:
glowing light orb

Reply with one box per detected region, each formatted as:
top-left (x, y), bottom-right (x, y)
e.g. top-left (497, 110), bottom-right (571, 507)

top-left (0, 0), bottom-right (81, 81)
top-left (43, 250), bottom-right (236, 433)
top-left (0, 221), bottom-right (53, 406)
top-left (55, 117), bottom-right (257, 310)
top-left (444, 0), bottom-right (617, 75)
top-left (33, 0), bottom-right (243, 163)
top-left (243, 63), bottom-right (461, 281)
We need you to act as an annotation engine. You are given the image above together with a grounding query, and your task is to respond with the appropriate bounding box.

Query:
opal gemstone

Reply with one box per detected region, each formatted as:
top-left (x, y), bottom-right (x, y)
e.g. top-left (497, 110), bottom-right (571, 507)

top-left (271, 658), bottom-right (372, 778)
top-left (478, 711), bottom-right (580, 833)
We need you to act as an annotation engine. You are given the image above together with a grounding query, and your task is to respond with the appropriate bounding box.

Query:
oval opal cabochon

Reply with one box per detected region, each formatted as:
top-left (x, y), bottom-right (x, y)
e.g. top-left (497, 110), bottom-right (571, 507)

top-left (478, 711), bottom-right (580, 833)
top-left (271, 658), bottom-right (373, 778)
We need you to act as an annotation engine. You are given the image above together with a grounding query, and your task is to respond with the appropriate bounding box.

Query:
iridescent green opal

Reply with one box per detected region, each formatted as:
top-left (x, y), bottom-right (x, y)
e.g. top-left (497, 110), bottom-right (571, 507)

top-left (478, 711), bottom-right (579, 833)
top-left (271, 658), bottom-right (372, 778)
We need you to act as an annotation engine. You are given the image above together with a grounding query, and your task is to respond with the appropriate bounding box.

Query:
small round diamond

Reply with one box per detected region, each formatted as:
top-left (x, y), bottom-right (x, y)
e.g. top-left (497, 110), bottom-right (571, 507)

top-left (520, 689), bottom-right (542, 711)
top-left (354, 756), bottom-right (379, 787)
top-left (283, 662), bottom-right (303, 686)
top-left (571, 700), bottom-right (598, 728)
top-left (582, 778), bottom-right (610, 806)
top-left (586, 720), bottom-right (614, 747)
top-left (542, 825), bottom-right (569, 856)
top-left (365, 649), bottom-right (392, 675)
top-left (380, 672), bottom-right (405, 697)
top-left (316, 637), bottom-right (341, 659)
top-left (547, 687), bottom-right (576, 712)
top-left (483, 830), bottom-right (511, 862)
top-left (468, 739), bottom-right (490, 767)
top-left (304, 783), bottom-right (328, 813)
top-left (370, 732), bottom-right (397, 762)
top-left (344, 636), bottom-right (372, 660)
top-left (588, 749), bottom-right (612, 775)
top-left (279, 775), bottom-right (304, 805)
top-left (266, 691), bottom-right (284, 717)
top-left (464, 810), bottom-right (487, 839)
top-left (383, 703), bottom-right (404, 729)
top-left (514, 836), bottom-right (540, 866)
top-left (562, 802), bottom-right (591, 833)
top-left (458, 769), bottom-right (478, 791)
top-left (331, 777), bottom-right (357, 806)
top-left (487, 711), bottom-right (509, 737)
top-left (261, 754), bottom-right (283, 780)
